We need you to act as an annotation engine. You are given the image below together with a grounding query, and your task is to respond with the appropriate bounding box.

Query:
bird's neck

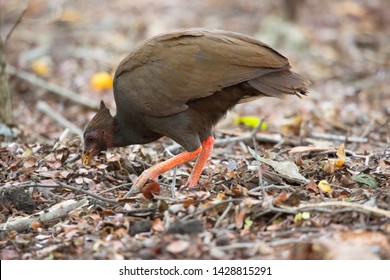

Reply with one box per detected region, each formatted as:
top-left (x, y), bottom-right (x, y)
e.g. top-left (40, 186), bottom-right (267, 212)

top-left (112, 114), bottom-right (161, 147)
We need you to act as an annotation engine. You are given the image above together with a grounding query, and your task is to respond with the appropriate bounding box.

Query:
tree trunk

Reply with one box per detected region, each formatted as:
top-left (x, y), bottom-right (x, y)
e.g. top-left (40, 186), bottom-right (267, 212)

top-left (0, 21), bottom-right (14, 125)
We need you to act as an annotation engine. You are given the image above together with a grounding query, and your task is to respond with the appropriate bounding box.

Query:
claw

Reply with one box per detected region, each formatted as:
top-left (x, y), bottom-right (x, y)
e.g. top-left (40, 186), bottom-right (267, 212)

top-left (124, 170), bottom-right (157, 197)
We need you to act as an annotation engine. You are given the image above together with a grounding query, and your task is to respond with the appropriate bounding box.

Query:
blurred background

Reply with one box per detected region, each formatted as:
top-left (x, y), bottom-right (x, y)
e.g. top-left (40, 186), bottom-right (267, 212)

top-left (1, 0), bottom-right (389, 147)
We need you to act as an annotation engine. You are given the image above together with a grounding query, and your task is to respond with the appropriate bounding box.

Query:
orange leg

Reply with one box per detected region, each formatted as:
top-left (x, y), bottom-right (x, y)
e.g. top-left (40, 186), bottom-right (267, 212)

top-left (185, 136), bottom-right (215, 188)
top-left (128, 146), bottom-right (202, 195)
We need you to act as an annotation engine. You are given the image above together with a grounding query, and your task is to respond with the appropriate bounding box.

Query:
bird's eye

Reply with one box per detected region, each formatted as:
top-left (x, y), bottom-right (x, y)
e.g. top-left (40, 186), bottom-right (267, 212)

top-left (87, 135), bottom-right (95, 143)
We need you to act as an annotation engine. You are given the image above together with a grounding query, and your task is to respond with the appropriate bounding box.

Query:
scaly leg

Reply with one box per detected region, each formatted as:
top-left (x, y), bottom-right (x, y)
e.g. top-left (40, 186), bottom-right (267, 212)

top-left (126, 146), bottom-right (202, 196)
top-left (185, 136), bottom-right (215, 188)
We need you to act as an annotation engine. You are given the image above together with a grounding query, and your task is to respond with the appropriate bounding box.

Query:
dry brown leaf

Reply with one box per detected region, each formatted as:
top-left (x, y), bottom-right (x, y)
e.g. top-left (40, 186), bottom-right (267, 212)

top-left (142, 182), bottom-right (161, 199)
top-left (306, 178), bottom-right (320, 193)
top-left (235, 208), bottom-right (248, 229)
top-left (273, 192), bottom-right (288, 205)
top-left (166, 240), bottom-right (190, 254)
top-left (152, 218), bottom-right (165, 232)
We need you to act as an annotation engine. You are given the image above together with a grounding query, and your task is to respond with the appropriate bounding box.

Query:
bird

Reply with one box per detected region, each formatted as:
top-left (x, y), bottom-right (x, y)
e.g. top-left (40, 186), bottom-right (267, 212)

top-left (82, 29), bottom-right (310, 195)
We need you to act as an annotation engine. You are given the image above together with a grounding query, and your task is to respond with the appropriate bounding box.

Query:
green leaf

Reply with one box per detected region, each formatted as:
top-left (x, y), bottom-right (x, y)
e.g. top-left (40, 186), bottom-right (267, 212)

top-left (351, 174), bottom-right (378, 188)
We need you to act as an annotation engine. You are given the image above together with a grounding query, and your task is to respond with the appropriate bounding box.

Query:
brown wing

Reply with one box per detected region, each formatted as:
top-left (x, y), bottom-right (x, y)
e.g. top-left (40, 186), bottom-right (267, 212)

top-left (114, 29), bottom-right (290, 117)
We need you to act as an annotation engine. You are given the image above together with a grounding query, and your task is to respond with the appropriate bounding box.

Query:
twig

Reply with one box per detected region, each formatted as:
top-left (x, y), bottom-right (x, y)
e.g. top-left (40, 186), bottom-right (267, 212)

top-left (250, 119), bottom-right (266, 153)
top-left (151, 195), bottom-right (187, 203)
top-left (310, 131), bottom-right (368, 143)
top-left (4, 6), bottom-right (28, 43)
top-left (36, 101), bottom-right (83, 138)
top-left (98, 182), bottom-right (132, 194)
top-left (182, 198), bottom-right (241, 220)
top-left (281, 201), bottom-right (390, 218)
top-left (214, 201), bottom-right (233, 228)
top-left (57, 182), bottom-right (119, 204)
top-left (7, 65), bottom-right (99, 110)
top-left (247, 184), bottom-right (295, 195)
top-left (253, 199), bottom-right (390, 218)
top-left (170, 167), bottom-right (177, 196)
top-left (163, 210), bottom-right (171, 230)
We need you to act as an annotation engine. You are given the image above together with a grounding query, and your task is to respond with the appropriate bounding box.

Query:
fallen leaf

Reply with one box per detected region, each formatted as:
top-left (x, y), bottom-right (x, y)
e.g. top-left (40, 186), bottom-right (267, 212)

top-left (142, 182), bottom-right (161, 199)
top-left (59, 171), bottom-right (70, 178)
top-left (306, 179), bottom-right (320, 193)
top-left (166, 240), bottom-right (190, 254)
top-left (318, 180), bottom-right (333, 194)
top-left (322, 160), bottom-right (335, 174)
top-left (151, 218), bottom-right (165, 232)
top-left (235, 208), bottom-right (248, 229)
top-left (284, 191), bottom-right (302, 206)
top-left (281, 115), bottom-right (302, 135)
top-left (248, 147), bottom-right (308, 184)
top-left (334, 144), bottom-right (346, 168)
top-left (273, 192), bottom-right (288, 205)
top-left (244, 216), bottom-right (253, 230)
top-left (75, 177), bottom-right (84, 184)
top-left (352, 174), bottom-right (378, 188)
top-left (294, 212), bottom-right (310, 223)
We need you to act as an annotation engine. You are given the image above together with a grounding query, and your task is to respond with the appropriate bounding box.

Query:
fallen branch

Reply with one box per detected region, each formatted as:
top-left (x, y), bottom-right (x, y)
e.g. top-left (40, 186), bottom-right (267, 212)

top-left (37, 101), bottom-right (83, 138)
top-left (281, 201), bottom-right (390, 218)
top-left (254, 200), bottom-right (390, 219)
top-left (0, 198), bottom-right (88, 232)
top-left (1, 182), bottom-right (119, 205)
top-left (310, 131), bottom-right (368, 143)
top-left (7, 65), bottom-right (99, 110)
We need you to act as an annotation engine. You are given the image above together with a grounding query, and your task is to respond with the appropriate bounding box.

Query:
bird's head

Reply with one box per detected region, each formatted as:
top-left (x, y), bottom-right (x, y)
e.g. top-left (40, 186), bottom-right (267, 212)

top-left (82, 100), bottom-right (115, 165)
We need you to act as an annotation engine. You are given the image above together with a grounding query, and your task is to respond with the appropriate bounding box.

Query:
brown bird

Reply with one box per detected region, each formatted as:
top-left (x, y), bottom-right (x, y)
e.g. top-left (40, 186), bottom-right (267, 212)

top-left (82, 29), bottom-right (309, 194)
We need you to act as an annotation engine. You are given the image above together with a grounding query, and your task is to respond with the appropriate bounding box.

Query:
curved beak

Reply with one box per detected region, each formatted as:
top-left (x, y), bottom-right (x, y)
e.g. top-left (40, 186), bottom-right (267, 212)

top-left (81, 148), bottom-right (94, 165)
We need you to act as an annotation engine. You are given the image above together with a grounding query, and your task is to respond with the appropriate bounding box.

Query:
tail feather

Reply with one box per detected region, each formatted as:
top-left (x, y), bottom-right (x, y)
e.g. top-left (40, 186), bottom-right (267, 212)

top-left (246, 70), bottom-right (310, 99)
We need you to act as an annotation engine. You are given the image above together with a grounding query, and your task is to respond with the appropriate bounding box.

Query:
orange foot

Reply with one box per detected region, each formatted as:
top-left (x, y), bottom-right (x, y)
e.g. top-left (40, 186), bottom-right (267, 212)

top-left (125, 136), bottom-right (215, 197)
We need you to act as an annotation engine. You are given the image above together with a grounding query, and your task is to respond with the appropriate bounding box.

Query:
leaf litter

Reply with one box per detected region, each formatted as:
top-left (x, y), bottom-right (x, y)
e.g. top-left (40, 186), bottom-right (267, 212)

top-left (1, 0), bottom-right (390, 260)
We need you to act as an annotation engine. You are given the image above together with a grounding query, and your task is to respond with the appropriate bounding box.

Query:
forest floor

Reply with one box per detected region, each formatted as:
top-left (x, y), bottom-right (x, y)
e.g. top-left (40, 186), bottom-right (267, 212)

top-left (1, 0), bottom-right (389, 260)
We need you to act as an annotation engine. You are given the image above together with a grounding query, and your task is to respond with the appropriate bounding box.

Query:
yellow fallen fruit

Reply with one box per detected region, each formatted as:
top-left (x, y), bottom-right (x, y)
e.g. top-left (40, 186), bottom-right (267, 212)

top-left (90, 71), bottom-right (113, 91)
top-left (235, 116), bottom-right (267, 130)
top-left (31, 59), bottom-right (50, 76)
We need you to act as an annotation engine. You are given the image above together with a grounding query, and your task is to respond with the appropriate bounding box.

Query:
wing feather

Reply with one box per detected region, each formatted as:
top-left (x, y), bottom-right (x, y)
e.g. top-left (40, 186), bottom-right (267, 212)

top-left (114, 29), bottom-right (290, 117)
